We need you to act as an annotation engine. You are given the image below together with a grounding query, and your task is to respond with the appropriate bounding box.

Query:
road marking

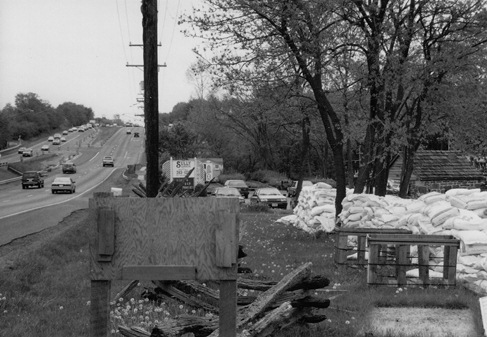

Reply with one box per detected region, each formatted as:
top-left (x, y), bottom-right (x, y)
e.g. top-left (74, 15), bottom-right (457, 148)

top-left (89, 151), bottom-right (100, 162)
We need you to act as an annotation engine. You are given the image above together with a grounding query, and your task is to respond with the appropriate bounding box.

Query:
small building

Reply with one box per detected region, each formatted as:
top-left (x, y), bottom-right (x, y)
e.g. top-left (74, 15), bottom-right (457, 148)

top-left (388, 150), bottom-right (485, 194)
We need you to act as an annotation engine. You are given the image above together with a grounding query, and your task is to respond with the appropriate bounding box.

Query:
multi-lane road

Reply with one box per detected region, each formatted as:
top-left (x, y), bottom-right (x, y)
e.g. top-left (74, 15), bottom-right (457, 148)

top-left (0, 127), bottom-right (145, 245)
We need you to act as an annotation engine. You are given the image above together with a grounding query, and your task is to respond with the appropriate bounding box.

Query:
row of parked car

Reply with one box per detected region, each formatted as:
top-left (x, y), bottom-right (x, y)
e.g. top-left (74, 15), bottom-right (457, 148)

top-left (212, 179), bottom-right (288, 209)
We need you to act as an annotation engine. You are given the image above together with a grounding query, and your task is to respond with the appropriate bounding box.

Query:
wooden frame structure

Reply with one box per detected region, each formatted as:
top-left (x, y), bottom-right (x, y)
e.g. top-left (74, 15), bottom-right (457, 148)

top-left (367, 234), bottom-right (460, 287)
top-left (89, 193), bottom-right (239, 336)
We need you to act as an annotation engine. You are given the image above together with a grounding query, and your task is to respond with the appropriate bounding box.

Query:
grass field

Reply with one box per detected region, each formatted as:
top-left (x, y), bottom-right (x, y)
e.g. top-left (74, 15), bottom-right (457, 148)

top-left (0, 170), bottom-right (484, 337)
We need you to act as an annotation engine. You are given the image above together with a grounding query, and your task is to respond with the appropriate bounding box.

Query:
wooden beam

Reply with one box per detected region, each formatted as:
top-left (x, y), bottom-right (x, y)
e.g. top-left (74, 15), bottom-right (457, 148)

top-left (122, 265), bottom-right (196, 280)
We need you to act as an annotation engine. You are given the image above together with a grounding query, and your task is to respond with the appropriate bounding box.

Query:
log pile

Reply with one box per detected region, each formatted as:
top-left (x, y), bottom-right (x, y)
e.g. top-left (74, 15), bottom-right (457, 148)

top-left (118, 262), bottom-right (331, 337)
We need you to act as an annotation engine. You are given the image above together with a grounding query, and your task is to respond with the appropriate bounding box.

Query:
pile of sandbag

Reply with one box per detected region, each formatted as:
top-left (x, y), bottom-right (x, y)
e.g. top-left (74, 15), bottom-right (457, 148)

top-left (279, 182), bottom-right (342, 233)
top-left (280, 185), bottom-right (487, 294)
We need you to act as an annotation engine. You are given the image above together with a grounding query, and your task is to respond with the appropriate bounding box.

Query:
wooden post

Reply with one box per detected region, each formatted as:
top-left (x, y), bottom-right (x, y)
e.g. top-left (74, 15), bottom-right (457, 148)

top-left (90, 280), bottom-right (111, 337)
top-left (141, 0), bottom-right (159, 197)
top-left (418, 245), bottom-right (430, 286)
top-left (396, 244), bottom-right (409, 286)
top-left (219, 280), bottom-right (237, 336)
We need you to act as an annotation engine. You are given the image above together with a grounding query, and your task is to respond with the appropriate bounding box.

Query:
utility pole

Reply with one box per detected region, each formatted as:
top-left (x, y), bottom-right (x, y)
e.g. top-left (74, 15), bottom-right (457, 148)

top-left (141, 0), bottom-right (159, 197)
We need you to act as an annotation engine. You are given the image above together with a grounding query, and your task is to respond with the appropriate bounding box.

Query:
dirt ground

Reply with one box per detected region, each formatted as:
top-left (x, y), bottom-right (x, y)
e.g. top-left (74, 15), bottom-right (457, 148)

top-left (364, 307), bottom-right (478, 337)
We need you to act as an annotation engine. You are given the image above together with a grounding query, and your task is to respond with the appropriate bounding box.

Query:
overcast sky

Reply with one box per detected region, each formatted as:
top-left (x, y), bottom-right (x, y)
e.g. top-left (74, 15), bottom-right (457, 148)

top-left (0, 0), bottom-right (201, 123)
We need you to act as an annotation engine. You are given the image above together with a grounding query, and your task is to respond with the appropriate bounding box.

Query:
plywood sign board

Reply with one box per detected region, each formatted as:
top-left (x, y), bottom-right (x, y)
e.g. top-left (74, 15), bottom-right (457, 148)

top-left (89, 197), bottom-right (239, 281)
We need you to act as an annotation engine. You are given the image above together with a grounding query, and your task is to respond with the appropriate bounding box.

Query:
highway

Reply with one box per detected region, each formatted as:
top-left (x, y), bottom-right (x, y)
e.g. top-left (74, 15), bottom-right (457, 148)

top-left (0, 127), bottom-right (145, 245)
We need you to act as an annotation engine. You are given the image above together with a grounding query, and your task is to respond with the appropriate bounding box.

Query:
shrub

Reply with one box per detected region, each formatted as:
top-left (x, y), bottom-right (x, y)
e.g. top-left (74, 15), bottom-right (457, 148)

top-left (248, 170), bottom-right (288, 188)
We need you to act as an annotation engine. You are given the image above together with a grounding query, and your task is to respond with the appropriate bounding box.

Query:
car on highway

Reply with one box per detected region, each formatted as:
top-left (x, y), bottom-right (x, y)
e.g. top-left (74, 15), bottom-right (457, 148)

top-left (60, 136), bottom-right (67, 142)
top-left (53, 133), bottom-right (62, 139)
top-left (126, 129), bottom-right (132, 134)
top-left (53, 138), bottom-right (61, 145)
top-left (62, 130), bottom-right (68, 135)
top-left (134, 132), bottom-right (140, 137)
top-left (62, 162), bottom-right (77, 174)
top-left (224, 179), bottom-right (250, 198)
top-left (51, 176), bottom-right (76, 194)
top-left (214, 187), bottom-right (245, 203)
top-left (22, 148), bottom-right (33, 157)
top-left (21, 171), bottom-right (44, 189)
top-left (250, 187), bottom-right (288, 209)
top-left (41, 144), bottom-right (50, 152)
top-left (18, 147), bottom-right (27, 154)
top-left (48, 136), bottom-right (54, 142)
top-left (102, 156), bottom-right (114, 167)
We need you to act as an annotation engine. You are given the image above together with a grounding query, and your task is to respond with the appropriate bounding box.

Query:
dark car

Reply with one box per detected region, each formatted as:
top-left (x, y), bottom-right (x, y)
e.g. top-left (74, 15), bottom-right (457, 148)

top-left (134, 132), bottom-right (140, 137)
top-left (224, 179), bottom-right (250, 198)
top-left (250, 187), bottom-right (288, 209)
top-left (62, 162), bottom-right (77, 174)
top-left (21, 171), bottom-right (44, 189)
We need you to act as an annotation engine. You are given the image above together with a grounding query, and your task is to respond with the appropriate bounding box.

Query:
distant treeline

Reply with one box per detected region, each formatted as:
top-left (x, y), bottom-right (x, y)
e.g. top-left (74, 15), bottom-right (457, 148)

top-left (0, 92), bottom-right (98, 149)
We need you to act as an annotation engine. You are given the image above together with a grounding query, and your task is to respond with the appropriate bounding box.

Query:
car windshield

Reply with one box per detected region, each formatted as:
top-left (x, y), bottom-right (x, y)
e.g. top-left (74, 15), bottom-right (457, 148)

top-left (54, 178), bottom-right (71, 184)
top-left (227, 181), bottom-right (246, 188)
top-left (24, 172), bottom-right (37, 178)
top-left (258, 188), bottom-right (282, 196)
top-left (216, 188), bottom-right (240, 196)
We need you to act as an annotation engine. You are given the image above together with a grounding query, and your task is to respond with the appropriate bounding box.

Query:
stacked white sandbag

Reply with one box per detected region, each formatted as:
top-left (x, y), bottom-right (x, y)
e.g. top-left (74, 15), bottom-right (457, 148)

top-left (289, 182), bottom-right (343, 234)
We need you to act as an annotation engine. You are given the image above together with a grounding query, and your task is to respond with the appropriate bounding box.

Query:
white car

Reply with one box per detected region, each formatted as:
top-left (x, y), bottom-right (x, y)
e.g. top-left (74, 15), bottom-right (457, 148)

top-left (48, 136), bottom-right (54, 142)
top-left (51, 177), bottom-right (76, 194)
top-left (41, 145), bottom-right (50, 152)
top-left (214, 187), bottom-right (245, 203)
top-left (250, 187), bottom-right (288, 209)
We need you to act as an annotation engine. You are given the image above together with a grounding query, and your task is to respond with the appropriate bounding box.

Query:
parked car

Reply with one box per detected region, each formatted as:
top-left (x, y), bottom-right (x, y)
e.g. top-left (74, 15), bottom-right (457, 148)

top-left (102, 156), bottom-right (114, 167)
top-left (41, 144), bottom-right (50, 152)
top-left (250, 187), bottom-right (288, 209)
top-left (21, 171), bottom-right (44, 189)
top-left (214, 187), bottom-right (245, 203)
top-left (287, 180), bottom-right (313, 197)
top-left (224, 180), bottom-right (250, 198)
top-left (18, 147), bottom-right (27, 154)
top-left (62, 162), bottom-right (77, 174)
top-left (22, 148), bottom-right (33, 157)
top-left (51, 176), bottom-right (76, 194)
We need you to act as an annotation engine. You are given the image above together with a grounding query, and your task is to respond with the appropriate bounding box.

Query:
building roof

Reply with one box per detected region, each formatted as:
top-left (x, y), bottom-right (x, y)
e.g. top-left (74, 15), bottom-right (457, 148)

top-left (414, 150), bottom-right (484, 181)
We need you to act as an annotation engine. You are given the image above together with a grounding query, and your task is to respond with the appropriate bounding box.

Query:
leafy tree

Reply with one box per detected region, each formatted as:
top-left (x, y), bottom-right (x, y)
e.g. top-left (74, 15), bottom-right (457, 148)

top-left (183, 1), bottom-right (349, 213)
top-left (0, 110), bottom-right (11, 149)
top-left (159, 123), bottom-right (199, 159)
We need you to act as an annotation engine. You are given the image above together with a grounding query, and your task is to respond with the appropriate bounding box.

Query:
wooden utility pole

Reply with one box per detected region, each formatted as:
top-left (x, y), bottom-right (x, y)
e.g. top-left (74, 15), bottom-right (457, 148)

top-left (141, 0), bottom-right (159, 197)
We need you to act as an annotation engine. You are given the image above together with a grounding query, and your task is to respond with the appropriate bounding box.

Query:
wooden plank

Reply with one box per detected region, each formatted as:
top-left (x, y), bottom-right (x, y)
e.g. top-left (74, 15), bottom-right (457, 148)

top-left (219, 280), bottom-right (237, 337)
top-left (89, 198), bottom-right (239, 281)
top-left (368, 234), bottom-right (460, 246)
top-left (334, 232), bottom-right (349, 264)
top-left (357, 235), bottom-right (367, 265)
top-left (215, 212), bottom-right (237, 268)
top-left (237, 262), bottom-right (311, 326)
top-left (444, 245), bottom-right (458, 285)
top-left (121, 265), bottom-right (196, 280)
top-left (418, 245), bottom-right (430, 286)
top-left (97, 208), bottom-right (115, 262)
top-left (367, 244), bottom-right (379, 285)
top-left (90, 280), bottom-right (111, 337)
top-left (396, 245), bottom-right (409, 286)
